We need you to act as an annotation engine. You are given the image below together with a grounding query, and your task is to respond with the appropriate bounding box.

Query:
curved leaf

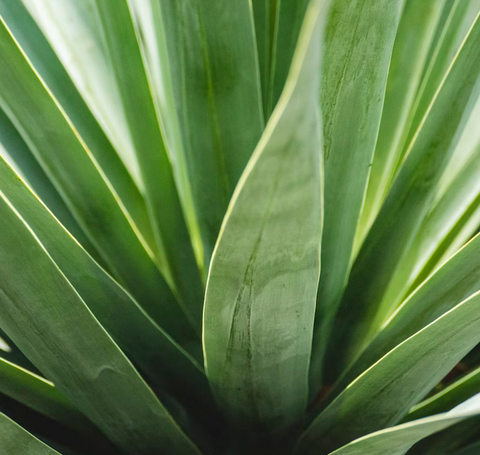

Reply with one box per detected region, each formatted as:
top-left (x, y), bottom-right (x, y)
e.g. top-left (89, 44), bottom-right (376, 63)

top-left (310, 0), bottom-right (404, 389)
top-left (204, 0), bottom-right (324, 438)
top-left (91, 0), bottom-right (203, 330)
top-left (0, 0), bottom-right (157, 257)
top-left (0, 17), bottom-right (197, 349)
top-left (0, 190), bottom-right (201, 455)
top-left (317, 395), bottom-right (480, 455)
top-left (0, 156), bottom-right (206, 396)
top-left (328, 10), bottom-right (480, 375)
top-left (298, 290), bottom-right (480, 455)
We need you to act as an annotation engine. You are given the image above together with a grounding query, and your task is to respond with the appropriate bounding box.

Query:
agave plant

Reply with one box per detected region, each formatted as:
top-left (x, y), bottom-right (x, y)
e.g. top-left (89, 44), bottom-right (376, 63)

top-left (2, 0), bottom-right (480, 454)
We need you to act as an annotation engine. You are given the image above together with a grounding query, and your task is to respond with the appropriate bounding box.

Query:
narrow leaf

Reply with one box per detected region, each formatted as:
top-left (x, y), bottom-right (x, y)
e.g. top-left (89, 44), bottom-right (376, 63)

top-left (0, 191), bottom-right (201, 455)
top-left (298, 290), bottom-right (480, 455)
top-left (313, 395), bottom-right (480, 455)
top-left (328, 10), bottom-right (480, 375)
top-left (0, 156), bottom-right (206, 395)
top-left (92, 0), bottom-right (204, 329)
top-left (0, 0), bottom-right (157, 257)
top-left (0, 17), bottom-right (197, 349)
top-left (310, 0), bottom-right (404, 389)
top-left (0, 412), bottom-right (60, 454)
top-left (356, 0), bottom-right (445, 248)
top-left (155, 0), bottom-right (265, 263)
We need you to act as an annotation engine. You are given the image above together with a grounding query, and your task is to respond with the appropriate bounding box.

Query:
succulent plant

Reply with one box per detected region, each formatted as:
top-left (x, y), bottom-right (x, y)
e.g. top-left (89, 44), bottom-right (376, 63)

top-left (0, 0), bottom-right (480, 454)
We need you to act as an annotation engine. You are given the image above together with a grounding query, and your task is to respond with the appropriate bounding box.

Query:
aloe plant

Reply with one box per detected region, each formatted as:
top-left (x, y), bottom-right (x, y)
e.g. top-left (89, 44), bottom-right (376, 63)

top-left (1, 0), bottom-right (480, 454)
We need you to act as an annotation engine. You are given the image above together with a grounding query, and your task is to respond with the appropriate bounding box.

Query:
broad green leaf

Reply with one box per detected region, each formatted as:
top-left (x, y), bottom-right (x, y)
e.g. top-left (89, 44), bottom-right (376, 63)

top-left (0, 156), bottom-right (207, 396)
top-left (0, 191), bottom-right (201, 455)
top-left (355, 0), bottom-right (445, 250)
top-left (0, 17), bottom-right (197, 349)
top-left (21, 0), bottom-right (143, 188)
top-left (302, 395), bottom-right (480, 455)
top-left (297, 290), bottom-right (480, 455)
top-left (408, 366), bottom-right (480, 421)
top-left (0, 0), bottom-right (157, 258)
top-left (327, 10), bottom-right (480, 376)
top-left (267, 0), bottom-right (310, 115)
top-left (310, 0), bottom-right (404, 390)
top-left (91, 0), bottom-right (203, 329)
top-left (203, 0), bottom-right (324, 438)
top-left (335, 231), bottom-right (480, 395)
top-left (0, 412), bottom-right (60, 454)
top-left (155, 0), bottom-right (265, 264)
top-left (0, 357), bottom-right (89, 433)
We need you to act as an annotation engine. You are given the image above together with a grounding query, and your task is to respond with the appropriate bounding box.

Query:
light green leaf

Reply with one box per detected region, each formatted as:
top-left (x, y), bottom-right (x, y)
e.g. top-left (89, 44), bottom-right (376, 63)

top-left (355, 0), bottom-right (445, 250)
top-left (0, 0), bottom-right (157, 258)
top-left (328, 9), bottom-right (480, 375)
top-left (313, 395), bottom-right (480, 455)
top-left (0, 412), bottom-right (60, 454)
top-left (125, 0), bottom-right (203, 269)
top-left (335, 231), bottom-right (480, 396)
top-left (91, 0), bottom-right (203, 330)
top-left (21, 0), bottom-right (143, 188)
top-left (0, 17), bottom-right (197, 349)
top-left (310, 0), bottom-right (404, 390)
top-left (203, 0), bottom-right (324, 438)
top-left (155, 0), bottom-right (265, 263)
top-left (0, 357), bottom-right (88, 433)
top-left (297, 290), bottom-right (480, 455)
top-left (406, 0), bottom-right (480, 149)
top-left (0, 190), bottom-right (201, 455)
top-left (408, 366), bottom-right (480, 421)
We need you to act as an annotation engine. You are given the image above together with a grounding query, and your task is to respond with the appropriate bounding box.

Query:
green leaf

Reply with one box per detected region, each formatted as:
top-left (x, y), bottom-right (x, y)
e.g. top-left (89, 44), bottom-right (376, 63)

top-left (355, 0), bottom-right (446, 250)
top-left (0, 16), bottom-right (197, 349)
top-left (251, 0), bottom-right (278, 118)
top-left (328, 9), bottom-right (480, 376)
top-left (267, 0), bottom-right (310, 115)
top-left (408, 366), bottom-right (480, 421)
top-left (124, 0), bottom-right (203, 270)
top-left (21, 0), bottom-right (143, 189)
top-left (0, 412), bottom-right (60, 454)
top-left (310, 0), bottom-right (405, 390)
top-left (91, 0), bottom-right (204, 331)
top-left (0, 156), bottom-right (207, 396)
top-left (0, 190), bottom-right (201, 455)
top-left (335, 231), bottom-right (480, 396)
top-left (405, 0), bottom-right (480, 150)
top-left (297, 289), bottom-right (480, 455)
top-left (0, 106), bottom-right (96, 260)
top-left (155, 0), bottom-right (265, 263)
top-left (0, 0), bottom-right (157, 259)
top-left (203, 0), bottom-right (324, 437)
top-left (307, 395), bottom-right (480, 455)
top-left (0, 357), bottom-right (88, 432)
